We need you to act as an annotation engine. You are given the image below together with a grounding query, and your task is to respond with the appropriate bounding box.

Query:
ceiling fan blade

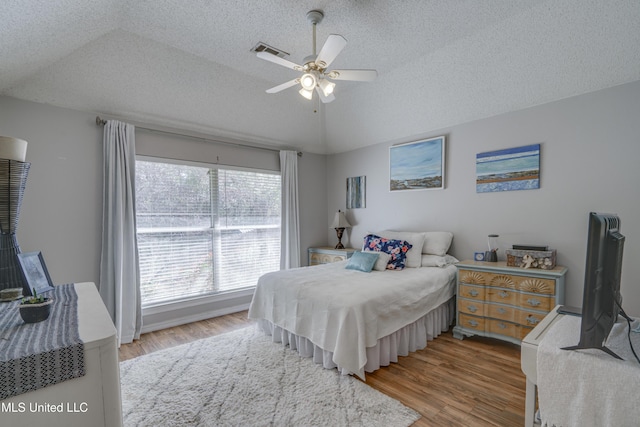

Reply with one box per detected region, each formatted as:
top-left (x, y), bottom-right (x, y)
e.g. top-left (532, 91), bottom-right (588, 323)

top-left (315, 86), bottom-right (335, 103)
top-left (327, 69), bottom-right (377, 82)
top-left (266, 79), bottom-right (299, 94)
top-left (257, 52), bottom-right (303, 71)
top-left (315, 34), bottom-right (347, 69)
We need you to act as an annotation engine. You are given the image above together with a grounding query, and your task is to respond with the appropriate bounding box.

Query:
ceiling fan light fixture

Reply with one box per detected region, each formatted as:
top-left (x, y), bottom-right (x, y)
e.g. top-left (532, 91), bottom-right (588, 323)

top-left (299, 87), bottom-right (314, 100)
top-left (300, 73), bottom-right (317, 90)
top-left (319, 79), bottom-right (335, 96)
top-left (256, 10), bottom-right (377, 102)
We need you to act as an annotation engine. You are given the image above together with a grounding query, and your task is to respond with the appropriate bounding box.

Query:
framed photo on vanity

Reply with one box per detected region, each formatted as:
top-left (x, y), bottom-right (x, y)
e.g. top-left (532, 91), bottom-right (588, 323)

top-left (17, 251), bottom-right (55, 296)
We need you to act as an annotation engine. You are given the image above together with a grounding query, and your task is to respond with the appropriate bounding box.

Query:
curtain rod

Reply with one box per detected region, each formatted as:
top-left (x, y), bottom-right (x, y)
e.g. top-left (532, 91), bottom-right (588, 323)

top-left (95, 116), bottom-right (302, 157)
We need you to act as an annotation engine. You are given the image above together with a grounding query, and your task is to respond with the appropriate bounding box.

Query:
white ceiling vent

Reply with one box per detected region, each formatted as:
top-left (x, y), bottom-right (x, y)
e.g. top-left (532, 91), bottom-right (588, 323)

top-left (251, 42), bottom-right (289, 58)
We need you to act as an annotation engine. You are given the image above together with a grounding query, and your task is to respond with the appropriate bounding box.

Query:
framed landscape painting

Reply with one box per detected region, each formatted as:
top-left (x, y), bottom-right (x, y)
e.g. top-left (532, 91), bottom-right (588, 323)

top-left (389, 136), bottom-right (445, 191)
top-left (476, 144), bottom-right (540, 193)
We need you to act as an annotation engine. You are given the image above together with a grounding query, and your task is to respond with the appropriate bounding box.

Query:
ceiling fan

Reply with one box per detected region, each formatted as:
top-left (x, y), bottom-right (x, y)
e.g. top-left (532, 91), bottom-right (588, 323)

top-left (256, 9), bottom-right (377, 103)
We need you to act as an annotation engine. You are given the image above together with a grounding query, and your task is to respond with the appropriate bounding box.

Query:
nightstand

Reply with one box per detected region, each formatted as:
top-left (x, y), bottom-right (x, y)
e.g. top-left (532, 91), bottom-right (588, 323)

top-left (453, 260), bottom-right (567, 345)
top-left (308, 247), bottom-right (356, 266)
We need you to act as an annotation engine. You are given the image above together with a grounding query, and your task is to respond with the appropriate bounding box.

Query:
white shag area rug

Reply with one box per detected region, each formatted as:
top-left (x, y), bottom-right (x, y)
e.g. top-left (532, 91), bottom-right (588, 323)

top-left (120, 326), bottom-right (420, 427)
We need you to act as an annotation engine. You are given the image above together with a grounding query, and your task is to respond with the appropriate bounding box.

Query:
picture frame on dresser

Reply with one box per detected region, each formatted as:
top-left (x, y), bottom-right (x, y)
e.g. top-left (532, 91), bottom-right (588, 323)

top-left (453, 260), bottom-right (567, 345)
top-left (17, 251), bottom-right (55, 296)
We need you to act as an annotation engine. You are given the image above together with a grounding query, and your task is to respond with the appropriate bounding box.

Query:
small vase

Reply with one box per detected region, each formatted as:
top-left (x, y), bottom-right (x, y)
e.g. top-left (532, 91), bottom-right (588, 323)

top-left (19, 299), bottom-right (53, 323)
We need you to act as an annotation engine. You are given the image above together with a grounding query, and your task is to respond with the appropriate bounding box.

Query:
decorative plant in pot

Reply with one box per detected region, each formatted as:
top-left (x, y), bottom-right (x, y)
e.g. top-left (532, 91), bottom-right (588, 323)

top-left (19, 289), bottom-right (53, 323)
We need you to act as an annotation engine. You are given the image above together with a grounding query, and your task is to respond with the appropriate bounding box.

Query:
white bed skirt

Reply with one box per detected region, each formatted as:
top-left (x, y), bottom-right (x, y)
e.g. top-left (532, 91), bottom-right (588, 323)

top-left (256, 297), bottom-right (455, 377)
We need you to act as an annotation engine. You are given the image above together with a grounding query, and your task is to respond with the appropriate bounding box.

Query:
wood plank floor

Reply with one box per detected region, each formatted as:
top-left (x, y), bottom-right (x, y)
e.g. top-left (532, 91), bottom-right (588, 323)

top-left (119, 311), bottom-right (527, 426)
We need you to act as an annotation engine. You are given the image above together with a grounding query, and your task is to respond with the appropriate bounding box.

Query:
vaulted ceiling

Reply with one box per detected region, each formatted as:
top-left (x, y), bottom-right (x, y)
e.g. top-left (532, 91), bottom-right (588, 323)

top-left (2, 1), bottom-right (639, 154)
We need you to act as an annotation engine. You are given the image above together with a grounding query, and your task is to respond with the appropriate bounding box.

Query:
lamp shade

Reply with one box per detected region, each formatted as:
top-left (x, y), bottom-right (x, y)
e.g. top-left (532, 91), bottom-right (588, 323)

top-left (330, 210), bottom-right (351, 228)
top-left (0, 137), bottom-right (28, 162)
top-left (299, 87), bottom-right (313, 100)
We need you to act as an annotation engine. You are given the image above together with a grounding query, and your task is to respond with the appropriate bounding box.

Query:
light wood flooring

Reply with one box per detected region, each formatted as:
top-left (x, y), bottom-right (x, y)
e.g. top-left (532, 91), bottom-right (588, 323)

top-left (119, 311), bottom-right (527, 426)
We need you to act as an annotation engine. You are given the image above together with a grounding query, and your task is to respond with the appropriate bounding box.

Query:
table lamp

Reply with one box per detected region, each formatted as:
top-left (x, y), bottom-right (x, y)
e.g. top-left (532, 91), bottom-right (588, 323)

top-left (330, 210), bottom-right (351, 249)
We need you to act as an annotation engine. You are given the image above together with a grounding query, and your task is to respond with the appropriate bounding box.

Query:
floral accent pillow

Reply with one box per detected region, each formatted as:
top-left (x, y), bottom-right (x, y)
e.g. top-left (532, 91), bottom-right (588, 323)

top-left (363, 234), bottom-right (413, 270)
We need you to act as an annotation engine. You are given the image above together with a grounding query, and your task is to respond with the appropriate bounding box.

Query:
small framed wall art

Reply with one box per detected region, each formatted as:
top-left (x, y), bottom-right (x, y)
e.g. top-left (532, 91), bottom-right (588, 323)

top-left (346, 176), bottom-right (366, 209)
top-left (389, 136), bottom-right (445, 191)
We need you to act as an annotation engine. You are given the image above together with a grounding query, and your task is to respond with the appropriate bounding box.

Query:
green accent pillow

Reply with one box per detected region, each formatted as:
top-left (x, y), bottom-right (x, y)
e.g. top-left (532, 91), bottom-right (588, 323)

top-left (345, 251), bottom-right (379, 273)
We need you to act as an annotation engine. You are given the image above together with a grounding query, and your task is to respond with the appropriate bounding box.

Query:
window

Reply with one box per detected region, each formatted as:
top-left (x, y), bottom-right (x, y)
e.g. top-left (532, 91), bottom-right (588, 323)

top-left (135, 159), bottom-right (281, 306)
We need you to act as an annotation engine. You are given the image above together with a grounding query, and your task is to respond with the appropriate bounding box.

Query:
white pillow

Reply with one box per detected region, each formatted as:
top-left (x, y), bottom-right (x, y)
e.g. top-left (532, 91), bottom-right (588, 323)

top-left (422, 231), bottom-right (453, 256)
top-left (375, 230), bottom-right (425, 268)
top-left (421, 254), bottom-right (460, 267)
top-left (364, 250), bottom-right (392, 271)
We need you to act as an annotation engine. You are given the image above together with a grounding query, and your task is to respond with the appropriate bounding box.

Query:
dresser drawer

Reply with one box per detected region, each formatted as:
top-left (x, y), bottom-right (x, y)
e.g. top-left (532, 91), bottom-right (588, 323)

top-left (458, 299), bottom-right (485, 316)
top-left (517, 277), bottom-right (556, 296)
top-left (308, 248), bottom-right (356, 266)
top-left (459, 270), bottom-right (556, 296)
top-left (487, 303), bottom-right (516, 322)
top-left (487, 318), bottom-right (518, 339)
top-left (486, 287), bottom-right (518, 306)
top-left (459, 284), bottom-right (485, 300)
top-left (517, 309), bottom-right (546, 328)
top-left (458, 313), bottom-right (485, 332)
top-left (310, 252), bottom-right (346, 265)
top-left (518, 293), bottom-right (554, 311)
top-left (458, 270), bottom-right (489, 285)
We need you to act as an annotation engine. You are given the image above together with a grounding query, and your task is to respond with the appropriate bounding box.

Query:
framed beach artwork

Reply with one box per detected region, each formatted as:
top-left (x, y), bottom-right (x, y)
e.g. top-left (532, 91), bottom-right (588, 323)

top-left (346, 176), bottom-right (366, 209)
top-left (476, 144), bottom-right (541, 193)
top-left (389, 136), bottom-right (445, 191)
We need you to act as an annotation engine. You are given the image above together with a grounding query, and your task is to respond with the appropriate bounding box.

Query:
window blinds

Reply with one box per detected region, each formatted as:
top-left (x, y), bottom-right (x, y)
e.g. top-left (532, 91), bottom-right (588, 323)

top-left (136, 160), bottom-right (281, 305)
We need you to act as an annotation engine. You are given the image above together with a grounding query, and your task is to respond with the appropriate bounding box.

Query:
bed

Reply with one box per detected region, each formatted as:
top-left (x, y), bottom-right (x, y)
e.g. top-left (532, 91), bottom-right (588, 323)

top-left (248, 230), bottom-right (457, 380)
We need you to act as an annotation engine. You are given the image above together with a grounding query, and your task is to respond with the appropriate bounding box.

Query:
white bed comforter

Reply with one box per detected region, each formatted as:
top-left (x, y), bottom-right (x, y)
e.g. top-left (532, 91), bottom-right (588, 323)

top-left (248, 261), bottom-right (457, 379)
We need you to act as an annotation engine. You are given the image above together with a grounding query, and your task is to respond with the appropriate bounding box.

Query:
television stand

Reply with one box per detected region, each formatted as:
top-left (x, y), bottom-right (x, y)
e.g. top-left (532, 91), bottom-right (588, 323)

top-left (561, 343), bottom-right (622, 359)
top-left (522, 306), bottom-right (639, 427)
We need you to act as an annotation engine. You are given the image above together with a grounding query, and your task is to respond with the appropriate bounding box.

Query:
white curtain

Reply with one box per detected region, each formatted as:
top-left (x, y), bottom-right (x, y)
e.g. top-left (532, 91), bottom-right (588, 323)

top-left (279, 150), bottom-right (300, 269)
top-left (99, 120), bottom-right (142, 346)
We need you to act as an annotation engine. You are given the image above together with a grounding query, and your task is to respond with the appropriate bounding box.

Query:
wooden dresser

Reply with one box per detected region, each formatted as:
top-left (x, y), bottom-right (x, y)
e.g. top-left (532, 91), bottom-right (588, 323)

top-left (308, 247), bottom-right (356, 266)
top-left (453, 260), bottom-right (567, 345)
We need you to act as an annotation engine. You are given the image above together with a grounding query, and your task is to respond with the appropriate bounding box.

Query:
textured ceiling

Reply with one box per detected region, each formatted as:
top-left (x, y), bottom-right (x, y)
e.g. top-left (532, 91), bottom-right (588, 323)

top-left (2, 0), bottom-right (640, 154)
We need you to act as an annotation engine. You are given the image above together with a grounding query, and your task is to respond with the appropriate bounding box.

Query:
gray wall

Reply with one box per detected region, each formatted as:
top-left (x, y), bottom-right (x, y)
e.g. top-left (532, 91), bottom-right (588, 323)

top-left (0, 97), bottom-right (103, 286)
top-left (3, 78), bottom-right (640, 322)
top-left (326, 80), bottom-right (640, 315)
top-left (0, 96), bottom-right (327, 322)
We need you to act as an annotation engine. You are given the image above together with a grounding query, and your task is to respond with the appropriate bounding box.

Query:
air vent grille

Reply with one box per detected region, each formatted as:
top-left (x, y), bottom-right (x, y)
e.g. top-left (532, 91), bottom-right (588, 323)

top-left (251, 42), bottom-right (289, 58)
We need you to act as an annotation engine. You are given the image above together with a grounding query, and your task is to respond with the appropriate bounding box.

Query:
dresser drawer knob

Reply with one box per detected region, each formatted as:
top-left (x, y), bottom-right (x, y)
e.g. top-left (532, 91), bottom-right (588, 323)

top-left (497, 322), bottom-right (507, 329)
top-left (468, 320), bottom-right (479, 327)
top-left (469, 290), bottom-right (479, 297)
top-left (498, 291), bottom-right (509, 298)
top-left (526, 316), bottom-right (539, 325)
top-left (497, 307), bottom-right (506, 314)
top-left (468, 305), bottom-right (478, 313)
top-left (527, 298), bottom-right (541, 306)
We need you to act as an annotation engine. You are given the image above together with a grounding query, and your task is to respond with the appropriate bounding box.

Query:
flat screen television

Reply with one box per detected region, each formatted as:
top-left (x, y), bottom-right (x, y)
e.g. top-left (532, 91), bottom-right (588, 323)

top-left (562, 212), bottom-right (625, 359)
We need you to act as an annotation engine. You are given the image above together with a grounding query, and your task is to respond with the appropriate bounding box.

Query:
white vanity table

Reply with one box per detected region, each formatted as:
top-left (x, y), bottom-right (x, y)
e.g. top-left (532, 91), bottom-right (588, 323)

top-left (520, 305), bottom-right (564, 427)
top-left (1, 282), bottom-right (122, 427)
top-left (521, 305), bottom-right (640, 427)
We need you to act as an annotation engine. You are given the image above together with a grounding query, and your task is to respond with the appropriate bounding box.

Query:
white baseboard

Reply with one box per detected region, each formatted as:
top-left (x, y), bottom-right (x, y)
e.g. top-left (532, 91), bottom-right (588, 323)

top-left (141, 301), bottom-right (251, 334)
